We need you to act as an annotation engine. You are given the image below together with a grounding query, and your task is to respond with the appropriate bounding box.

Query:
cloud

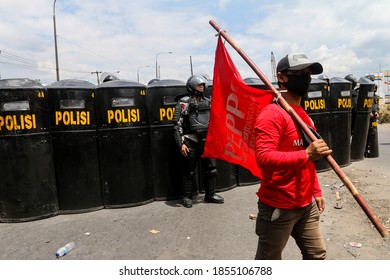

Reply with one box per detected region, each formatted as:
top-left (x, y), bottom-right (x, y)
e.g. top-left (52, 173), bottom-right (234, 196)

top-left (217, 0), bottom-right (231, 9)
top-left (0, 0), bottom-right (389, 87)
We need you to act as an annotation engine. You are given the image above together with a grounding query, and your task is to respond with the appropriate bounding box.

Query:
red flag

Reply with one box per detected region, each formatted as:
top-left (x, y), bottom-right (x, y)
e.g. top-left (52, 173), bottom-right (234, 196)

top-left (203, 36), bottom-right (274, 178)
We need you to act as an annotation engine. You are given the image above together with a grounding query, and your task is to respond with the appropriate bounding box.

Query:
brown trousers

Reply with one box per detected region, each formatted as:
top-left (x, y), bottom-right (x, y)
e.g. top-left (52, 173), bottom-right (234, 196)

top-left (255, 200), bottom-right (326, 260)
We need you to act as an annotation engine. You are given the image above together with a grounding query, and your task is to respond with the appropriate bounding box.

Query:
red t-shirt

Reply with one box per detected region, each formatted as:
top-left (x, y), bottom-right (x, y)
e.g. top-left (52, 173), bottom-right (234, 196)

top-left (254, 103), bottom-right (322, 209)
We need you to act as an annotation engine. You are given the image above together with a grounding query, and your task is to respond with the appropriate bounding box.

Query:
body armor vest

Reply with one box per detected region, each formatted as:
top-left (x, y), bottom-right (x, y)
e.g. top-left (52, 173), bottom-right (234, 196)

top-left (188, 97), bottom-right (210, 134)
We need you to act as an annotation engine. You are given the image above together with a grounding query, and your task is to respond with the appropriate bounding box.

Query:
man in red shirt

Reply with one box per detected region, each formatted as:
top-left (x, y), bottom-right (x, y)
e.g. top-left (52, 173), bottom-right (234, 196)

top-left (254, 53), bottom-right (332, 260)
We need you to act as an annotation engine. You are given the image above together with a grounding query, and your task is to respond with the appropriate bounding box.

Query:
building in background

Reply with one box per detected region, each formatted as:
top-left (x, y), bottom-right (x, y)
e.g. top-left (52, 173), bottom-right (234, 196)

top-left (384, 70), bottom-right (390, 104)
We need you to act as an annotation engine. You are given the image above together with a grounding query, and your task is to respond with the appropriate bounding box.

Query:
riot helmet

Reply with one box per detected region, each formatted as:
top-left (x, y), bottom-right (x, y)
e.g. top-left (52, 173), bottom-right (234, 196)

top-left (344, 74), bottom-right (358, 88)
top-left (101, 72), bottom-right (119, 83)
top-left (318, 74), bottom-right (330, 85)
top-left (317, 75), bottom-right (329, 82)
top-left (365, 74), bottom-right (375, 82)
top-left (148, 78), bottom-right (160, 85)
top-left (318, 74), bottom-right (329, 80)
top-left (318, 74), bottom-right (330, 90)
top-left (186, 75), bottom-right (207, 95)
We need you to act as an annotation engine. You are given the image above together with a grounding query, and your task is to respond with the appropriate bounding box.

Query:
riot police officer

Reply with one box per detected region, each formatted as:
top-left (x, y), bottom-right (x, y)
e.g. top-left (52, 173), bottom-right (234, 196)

top-left (318, 74), bottom-right (330, 86)
top-left (318, 74), bottom-right (330, 92)
top-left (365, 74), bottom-right (380, 157)
top-left (345, 74), bottom-right (359, 134)
top-left (173, 75), bottom-right (224, 208)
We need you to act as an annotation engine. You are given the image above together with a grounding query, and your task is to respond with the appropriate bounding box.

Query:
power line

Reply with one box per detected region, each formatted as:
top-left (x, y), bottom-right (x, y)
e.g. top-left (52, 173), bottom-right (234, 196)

top-left (0, 49), bottom-right (55, 72)
top-left (0, 49), bottom-right (91, 75)
top-left (0, 60), bottom-right (48, 72)
top-left (1, 50), bottom-right (39, 66)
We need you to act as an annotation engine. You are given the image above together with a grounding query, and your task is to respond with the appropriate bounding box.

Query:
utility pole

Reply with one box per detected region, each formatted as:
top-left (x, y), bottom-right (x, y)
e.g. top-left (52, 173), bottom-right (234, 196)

top-left (271, 52), bottom-right (277, 83)
top-left (91, 70), bottom-right (102, 85)
top-left (190, 56), bottom-right (193, 76)
top-left (53, 0), bottom-right (60, 81)
top-left (155, 51), bottom-right (172, 79)
top-left (137, 66), bottom-right (149, 83)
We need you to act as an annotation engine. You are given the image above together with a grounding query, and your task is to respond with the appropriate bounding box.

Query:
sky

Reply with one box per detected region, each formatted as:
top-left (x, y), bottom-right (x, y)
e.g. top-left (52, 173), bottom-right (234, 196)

top-left (0, 0), bottom-right (389, 94)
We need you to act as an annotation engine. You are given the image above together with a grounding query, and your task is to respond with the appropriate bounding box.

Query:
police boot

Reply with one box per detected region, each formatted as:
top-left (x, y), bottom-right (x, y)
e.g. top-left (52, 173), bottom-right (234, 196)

top-left (204, 170), bottom-right (224, 204)
top-left (182, 175), bottom-right (193, 208)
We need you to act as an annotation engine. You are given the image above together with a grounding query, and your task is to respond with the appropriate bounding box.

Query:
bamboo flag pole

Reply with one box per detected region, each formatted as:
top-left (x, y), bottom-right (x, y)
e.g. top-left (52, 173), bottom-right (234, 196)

top-left (209, 19), bottom-right (389, 238)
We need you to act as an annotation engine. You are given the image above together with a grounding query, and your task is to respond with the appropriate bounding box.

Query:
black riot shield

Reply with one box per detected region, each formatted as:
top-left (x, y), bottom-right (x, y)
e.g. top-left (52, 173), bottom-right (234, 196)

top-left (0, 79), bottom-right (58, 222)
top-left (96, 80), bottom-right (153, 208)
top-left (365, 119), bottom-right (379, 158)
top-left (147, 79), bottom-right (186, 200)
top-left (365, 95), bottom-right (379, 158)
top-left (351, 77), bottom-right (375, 161)
top-left (47, 79), bottom-right (103, 214)
top-left (329, 77), bottom-right (352, 167)
top-left (301, 78), bottom-right (331, 172)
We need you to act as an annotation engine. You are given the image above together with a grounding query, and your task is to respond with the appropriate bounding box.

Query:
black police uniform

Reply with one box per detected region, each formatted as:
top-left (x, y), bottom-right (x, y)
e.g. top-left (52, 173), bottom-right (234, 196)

top-left (351, 86), bottom-right (359, 135)
top-left (173, 93), bottom-right (224, 208)
top-left (365, 94), bottom-right (380, 157)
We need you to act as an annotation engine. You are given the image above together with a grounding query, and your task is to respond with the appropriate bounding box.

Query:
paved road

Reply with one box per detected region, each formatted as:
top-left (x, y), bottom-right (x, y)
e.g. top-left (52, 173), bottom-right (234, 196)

top-left (0, 125), bottom-right (389, 260)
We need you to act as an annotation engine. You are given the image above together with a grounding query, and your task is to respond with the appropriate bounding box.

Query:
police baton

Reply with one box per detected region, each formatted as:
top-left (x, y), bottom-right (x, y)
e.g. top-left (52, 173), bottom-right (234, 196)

top-left (209, 19), bottom-right (389, 238)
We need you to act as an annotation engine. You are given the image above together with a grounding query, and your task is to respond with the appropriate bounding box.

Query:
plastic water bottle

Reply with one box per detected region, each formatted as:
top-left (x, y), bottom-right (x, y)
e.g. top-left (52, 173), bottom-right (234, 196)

top-left (55, 242), bottom-right (75, 258)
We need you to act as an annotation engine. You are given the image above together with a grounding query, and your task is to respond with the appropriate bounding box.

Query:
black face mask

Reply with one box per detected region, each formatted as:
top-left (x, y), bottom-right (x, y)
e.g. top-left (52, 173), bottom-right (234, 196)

top-left (194, 90), bottom-right (204, 96)
top-left (282, 74), bottom-right (311, 96)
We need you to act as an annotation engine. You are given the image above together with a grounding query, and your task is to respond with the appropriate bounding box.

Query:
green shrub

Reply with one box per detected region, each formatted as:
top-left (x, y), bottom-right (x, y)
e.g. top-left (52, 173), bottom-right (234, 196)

top-left (379, 112), bottom-right (390, 123)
